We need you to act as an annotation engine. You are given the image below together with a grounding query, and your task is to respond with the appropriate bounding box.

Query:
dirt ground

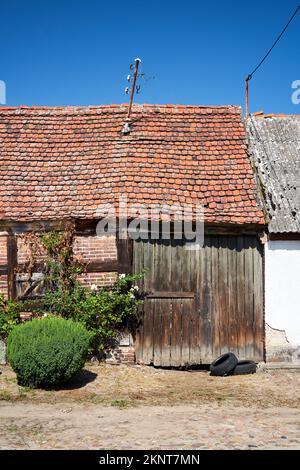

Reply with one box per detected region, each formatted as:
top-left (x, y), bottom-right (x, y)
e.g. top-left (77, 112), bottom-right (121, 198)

top-left (1, 364), bottom-right (300, 449)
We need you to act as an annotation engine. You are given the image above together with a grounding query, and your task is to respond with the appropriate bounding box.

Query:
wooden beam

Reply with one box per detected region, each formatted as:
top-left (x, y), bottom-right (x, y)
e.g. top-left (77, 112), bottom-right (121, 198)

top-left (12, 259), bottom-right (119, 274)
top-left (85, 260), bottom-right (119, 273)
top-left (0, 265), bottom-right (8, 275)
top-left (117, 236), bottom-right (133, 274)
top-left (147, 291), bottom-right (195, 299)
top-left (7, 235), bottom-right (17, 300)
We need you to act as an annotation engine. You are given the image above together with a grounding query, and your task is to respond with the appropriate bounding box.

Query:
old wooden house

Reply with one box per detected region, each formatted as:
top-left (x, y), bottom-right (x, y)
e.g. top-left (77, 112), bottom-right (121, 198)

top-left (0, 104), bottom-right (265, 365)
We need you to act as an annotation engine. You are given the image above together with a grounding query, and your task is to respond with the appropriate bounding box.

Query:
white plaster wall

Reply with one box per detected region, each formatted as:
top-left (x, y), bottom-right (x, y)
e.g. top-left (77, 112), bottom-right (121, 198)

top-left (265, 240), bottom-right (300, 345)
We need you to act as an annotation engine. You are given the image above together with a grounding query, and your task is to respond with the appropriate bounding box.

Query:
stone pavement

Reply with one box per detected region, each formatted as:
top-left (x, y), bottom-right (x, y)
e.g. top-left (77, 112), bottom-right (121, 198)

top-left (0, 403), bottom-right (300, 450)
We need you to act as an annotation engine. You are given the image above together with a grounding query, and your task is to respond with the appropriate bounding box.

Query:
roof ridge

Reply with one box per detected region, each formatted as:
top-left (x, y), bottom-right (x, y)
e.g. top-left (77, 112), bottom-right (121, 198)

top-left (0, 103), bottom-right (241, 113)
top-left (251, 112), bottom-right (300, 119)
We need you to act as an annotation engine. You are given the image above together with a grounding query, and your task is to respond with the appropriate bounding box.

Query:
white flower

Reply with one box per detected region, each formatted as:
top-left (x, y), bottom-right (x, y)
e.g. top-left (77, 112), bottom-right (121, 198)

top-left (119, 273), bottom-right (126, 279)
top-left (43, 313), bottom-right (48, 317)
top-left (90, 284), bottom-right (98, 291)
top-left (133, 285), bottom-right (139, 291)
top-left (130, 293), bottom-right (135, 299)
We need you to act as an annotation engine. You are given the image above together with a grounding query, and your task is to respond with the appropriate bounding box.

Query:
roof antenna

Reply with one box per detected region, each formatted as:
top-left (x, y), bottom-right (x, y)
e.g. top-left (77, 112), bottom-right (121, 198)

top-left (245, 76), bottom-right (250, 117)
top-left (122, 58), bottom-right (142, 134)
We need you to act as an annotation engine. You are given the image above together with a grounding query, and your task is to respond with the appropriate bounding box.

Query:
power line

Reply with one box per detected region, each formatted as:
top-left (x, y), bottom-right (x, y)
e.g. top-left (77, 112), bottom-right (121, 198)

top-left (246, 4), bottom-right (300, 82)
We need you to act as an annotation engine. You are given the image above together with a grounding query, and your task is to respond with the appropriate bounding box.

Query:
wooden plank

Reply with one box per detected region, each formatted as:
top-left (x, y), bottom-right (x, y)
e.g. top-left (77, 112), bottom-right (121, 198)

top-left (153, 299), bottom-right (162, 366)
top-left (253, 238), bottom-right (264, 362)
top-left (181, 299), bottom-right (192, 365)
top-left (141, 240), bottom-right (154, 364)
top-left (171, 238), bottom-right (182, 292)
top-left (7, 235), bottom-right (17, 300)
top-left (159, 241), bottom-right (172, 366)
top-left (133, 240), bottom-right (143, 363)
top-left (236, 236), bottom-right (246, 359)
top-left (211, 235), bottom-right (220, 359)
top-left (188, 243), bottom-right (201, 365)
top-left (142, 298), bottom-right (154, 365)
top-left (228, 236), bottom-right (238, 355)
top-left (170, 299), bottom-right (182, 366)
top-left (147, 291), bottom-right (195, 299)
top-left (117, 236), bottom-right (133, 274)
top-left (160, 299), bottom-right (172, 366)
top-left (14, 259), bottom-right (119, 274)
top-left (218, 236), bottom-right (229, 355)
top-left (244, 236), bottom-right (255, 360)
top-left (200, 236), bottom-right (213, 362)
top-left (0, 265), bottom-right (8, 275)
top-left (86, 260), bottom-right (119, 273)
top-left (170, 238), bottom-right (184, 366)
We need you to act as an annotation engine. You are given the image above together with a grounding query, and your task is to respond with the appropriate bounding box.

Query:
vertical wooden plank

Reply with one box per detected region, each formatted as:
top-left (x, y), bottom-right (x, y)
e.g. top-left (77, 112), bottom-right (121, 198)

top-left (133, 240), bottom-right (143, 363)
top-left (153, 299), bottom-right (162, 366)
top-left (142, 299), bottom-right (154, 364)
top-left (244, 236), bottom-right (255, 360)
top-left (171, 238), bottom-right (183, 365)
top-left (160, 299), bottom-right (172, 366)
top-left (236, 236), bottom-right (246, 360)
top-left (181, 298), bottom-right (191, 366)
top-left (218, 236), bottom-right (229, 355)
top-left (197, 240), bottom-right (204, 361)
top-left (160, 240), bottom-right (172, 366)
top-left (201, 236), bottom-right (213, 362)
top-left (7, 234), bottom-right (17, 300)
top-left (142, 240), bottom-right (154, 364)
top-left (253, 238), bottom-right (264, 362)
top-left (189, 243), bottom-right (201, 365)
top-left (180, 240), bottom-right (191, 364)
top-left (211, 235), bottom-right (220, 359)
top-left (117, 235), bottom-right (133, 274)
top-left (170, 299), bottom-right (182, 366)
top-left (228, 236), bottom-right (238, 356)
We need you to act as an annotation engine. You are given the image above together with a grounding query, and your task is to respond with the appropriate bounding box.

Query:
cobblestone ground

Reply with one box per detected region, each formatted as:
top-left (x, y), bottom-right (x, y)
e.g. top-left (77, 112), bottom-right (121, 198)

top-left (0, 403), bottom-right (300, 449)
top-left (0, 365), bottom-right (300, 449)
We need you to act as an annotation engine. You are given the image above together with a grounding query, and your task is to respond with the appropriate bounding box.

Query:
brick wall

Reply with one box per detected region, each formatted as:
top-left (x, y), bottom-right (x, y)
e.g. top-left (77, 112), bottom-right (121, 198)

top-left (74, 235), bottom-right (117, 261)
top-left (17, 234), bottom-right (118, 288)
top-left (17, 236), bottom-right (47, 263)
top-left (77, 272), bottom-right (117, 287)
top-left (74, 235), bottom-right (117, 287)
top-left (0, 234), bottom-right (8, 298)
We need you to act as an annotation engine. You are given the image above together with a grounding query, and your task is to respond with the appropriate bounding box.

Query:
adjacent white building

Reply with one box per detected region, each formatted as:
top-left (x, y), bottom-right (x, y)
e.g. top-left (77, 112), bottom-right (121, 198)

top-left (247, 114), bottom-right (300, 363)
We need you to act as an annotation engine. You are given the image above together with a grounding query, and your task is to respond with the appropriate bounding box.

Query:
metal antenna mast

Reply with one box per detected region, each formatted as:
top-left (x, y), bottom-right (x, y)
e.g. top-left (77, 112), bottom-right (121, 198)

top-left (127, 58), bottom-right (141, 120)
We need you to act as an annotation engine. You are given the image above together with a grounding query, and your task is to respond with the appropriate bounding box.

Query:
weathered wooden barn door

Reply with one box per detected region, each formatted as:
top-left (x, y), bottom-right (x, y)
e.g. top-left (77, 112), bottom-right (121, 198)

top-left (133, 235), bottom-right (264, 366)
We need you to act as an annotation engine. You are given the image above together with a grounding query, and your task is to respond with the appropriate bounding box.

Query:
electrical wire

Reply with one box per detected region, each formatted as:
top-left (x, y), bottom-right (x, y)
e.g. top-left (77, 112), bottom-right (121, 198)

top-left (246, 5), bottom-right (300, 81)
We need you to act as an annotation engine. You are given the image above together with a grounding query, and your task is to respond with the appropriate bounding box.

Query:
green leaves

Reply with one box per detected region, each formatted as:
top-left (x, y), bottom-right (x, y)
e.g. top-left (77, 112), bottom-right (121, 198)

top-left (16, 228), bottom-right (144, 355)
top-left (7, 316), bottom-right (90, 388)
top-left (41, 273), bottom-right (143, 352)
top-left (0, 293), bottom-right (21, 339)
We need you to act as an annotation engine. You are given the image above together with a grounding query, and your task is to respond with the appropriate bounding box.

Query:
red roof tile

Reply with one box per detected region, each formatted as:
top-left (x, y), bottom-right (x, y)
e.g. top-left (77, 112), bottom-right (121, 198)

top-left (0, 104), bottom-right (264, 225)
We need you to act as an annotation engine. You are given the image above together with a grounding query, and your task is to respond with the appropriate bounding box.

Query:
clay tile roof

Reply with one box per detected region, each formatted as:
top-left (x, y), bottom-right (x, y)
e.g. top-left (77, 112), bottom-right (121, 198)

top-left (0, 104), bottom-right (264, 225)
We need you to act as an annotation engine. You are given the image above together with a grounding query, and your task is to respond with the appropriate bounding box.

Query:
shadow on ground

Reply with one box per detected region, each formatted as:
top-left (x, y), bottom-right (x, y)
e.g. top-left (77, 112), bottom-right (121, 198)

top-left (45, 369), bottom-right (98, 391)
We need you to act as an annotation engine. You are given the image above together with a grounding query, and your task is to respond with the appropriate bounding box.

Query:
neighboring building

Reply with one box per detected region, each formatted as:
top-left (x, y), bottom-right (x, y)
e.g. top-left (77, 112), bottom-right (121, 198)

top-left (0, 104), bottom-right (265, 365)
top-left (247, 113), bottom-right (300, 363)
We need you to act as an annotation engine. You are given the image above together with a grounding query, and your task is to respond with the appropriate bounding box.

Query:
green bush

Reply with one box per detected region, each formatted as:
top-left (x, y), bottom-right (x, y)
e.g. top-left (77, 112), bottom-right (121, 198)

top-left (0, 293), bottom-right (21, 339)
top-left (42, 273), bottom-right (143, 352)
top-left (7, 316), bottom-right (91, 388)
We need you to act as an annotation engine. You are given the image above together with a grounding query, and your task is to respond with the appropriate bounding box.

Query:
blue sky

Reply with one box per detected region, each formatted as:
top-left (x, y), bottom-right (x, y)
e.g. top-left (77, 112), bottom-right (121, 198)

top-left (1, 0), bottom-right (299, 114)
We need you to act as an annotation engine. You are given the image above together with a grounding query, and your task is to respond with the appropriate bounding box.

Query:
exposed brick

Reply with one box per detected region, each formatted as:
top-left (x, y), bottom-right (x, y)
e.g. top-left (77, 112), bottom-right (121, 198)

top-left (0, 235), bottom-right (7, 297)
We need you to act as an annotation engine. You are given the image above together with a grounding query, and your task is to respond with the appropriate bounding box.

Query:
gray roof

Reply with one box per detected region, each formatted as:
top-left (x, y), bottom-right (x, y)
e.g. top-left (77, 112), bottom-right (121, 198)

top-left (246, 115), bottom-right (300, 233)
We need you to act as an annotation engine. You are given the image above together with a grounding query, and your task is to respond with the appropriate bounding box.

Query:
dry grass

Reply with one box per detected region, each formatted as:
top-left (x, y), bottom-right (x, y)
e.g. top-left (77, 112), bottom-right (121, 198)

top-left (1, 363), bottom-right (300, 408)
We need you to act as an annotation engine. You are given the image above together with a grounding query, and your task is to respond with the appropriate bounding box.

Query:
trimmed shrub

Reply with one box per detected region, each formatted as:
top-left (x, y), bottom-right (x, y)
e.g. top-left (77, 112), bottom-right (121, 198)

top-left (7, 316), bottom-right (91, 388)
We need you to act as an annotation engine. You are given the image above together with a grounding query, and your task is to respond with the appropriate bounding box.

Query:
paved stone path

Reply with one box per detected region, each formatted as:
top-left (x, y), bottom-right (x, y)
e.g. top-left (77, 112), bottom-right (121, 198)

top-left (1, 403), bottom-right (300, 449)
